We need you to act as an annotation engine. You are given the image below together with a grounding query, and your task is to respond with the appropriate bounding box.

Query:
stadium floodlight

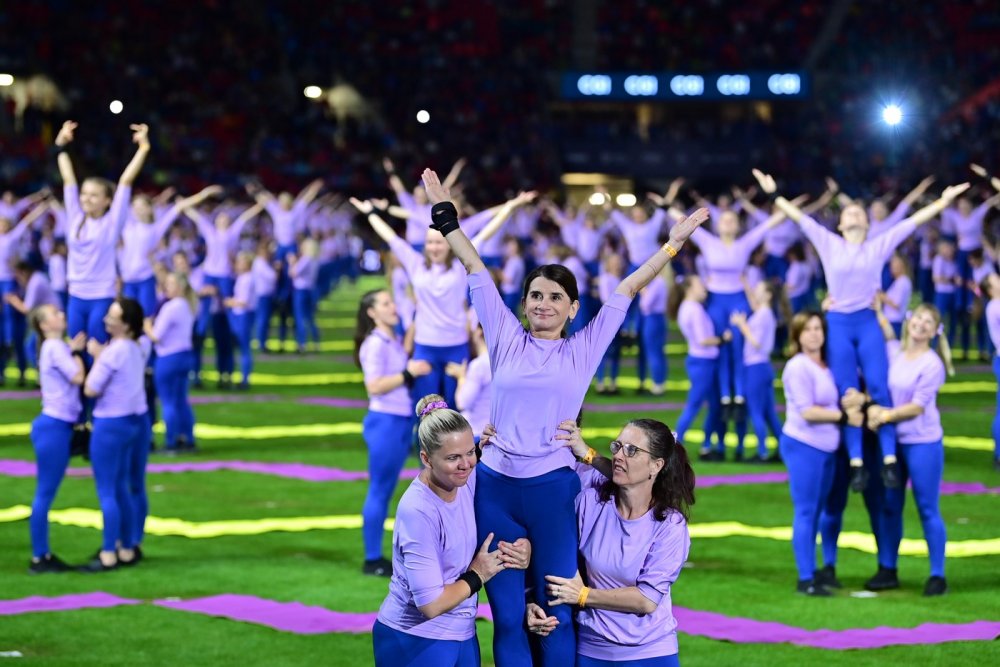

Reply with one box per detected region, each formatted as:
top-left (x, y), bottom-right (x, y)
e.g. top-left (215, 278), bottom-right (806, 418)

top-left (0, 74), bottom-right (13, 86)
top-left (616, 193), bottom-right (637, 207)
top-left (304, 86), bottom-right (323, 99)
top-left (882, 104), bottom-right (903, 126)
top-left (109, 100), bottom-right (123, 114)
top-left (588, 192), bottom-right (606, 206)
top-left (416, 110), bottom-right (430, 124)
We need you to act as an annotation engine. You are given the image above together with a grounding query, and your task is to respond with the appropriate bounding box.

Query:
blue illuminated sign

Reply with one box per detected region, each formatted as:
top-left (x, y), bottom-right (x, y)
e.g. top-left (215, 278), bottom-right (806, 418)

top-left (561, 71), bottom-right (808, 101)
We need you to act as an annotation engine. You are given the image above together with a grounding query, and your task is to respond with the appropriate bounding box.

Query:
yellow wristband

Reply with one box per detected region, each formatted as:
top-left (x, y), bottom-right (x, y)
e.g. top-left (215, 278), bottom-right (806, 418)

top-left (577, 586), bottom-right (590, 608)
top-left (577, 447), bottom-right (596, 465)
top-left (661, 243), bottom-right (678, 258)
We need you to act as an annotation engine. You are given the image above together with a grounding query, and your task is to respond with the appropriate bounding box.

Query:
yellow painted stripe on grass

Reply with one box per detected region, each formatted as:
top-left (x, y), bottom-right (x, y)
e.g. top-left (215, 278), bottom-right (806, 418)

top-left (198, 370), bottom-right (363, 385)
top-left (1, 506), bottom-right (996, 556)
top-left (205, 339), bottom-right (354, 353)
top-left (0, 422), bottom-right (361, 440)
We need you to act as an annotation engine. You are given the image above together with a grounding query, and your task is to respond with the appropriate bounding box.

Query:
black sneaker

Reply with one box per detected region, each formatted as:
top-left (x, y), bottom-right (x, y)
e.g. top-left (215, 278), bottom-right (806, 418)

top-left (720, 399), bottom-right (733, 422)
top-left (849, 466), bottom-right (869, 493)
top-left (28, 553), bottom-right (71, 574)
top-left (77, 554), bottom-right (119, 573)
top-left (732, 398), bottom-right (747, 422)
top-left (864, 566), bottom-right (900, 591)
top-left (698, 449), bottom-right (715, 462)
top-left (994, 458), bottom-right (1000, 473)
top-left (923, 575), bottom-right (948, 597)
top-left (635, 386), bottom-right (650, 396)
top-left (363, 557), bottom-right (393, 577)
top-left (118, 545), bottom-right (143, 567)
top-left (881, 462), bottom-right (902, 489)
top-left (796, 579), bottom-right (831, 597)
top-left (814, 565), bottom-right (842, 589)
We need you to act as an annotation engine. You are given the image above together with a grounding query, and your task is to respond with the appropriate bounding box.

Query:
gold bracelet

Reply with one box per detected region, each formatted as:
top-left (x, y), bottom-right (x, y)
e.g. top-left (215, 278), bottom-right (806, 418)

top-left (661, 243), bottom-right (678, 258)
top-left (577, 586), bottom-right (591, 608)
top-left (577, 447), bottom-right (596, 465)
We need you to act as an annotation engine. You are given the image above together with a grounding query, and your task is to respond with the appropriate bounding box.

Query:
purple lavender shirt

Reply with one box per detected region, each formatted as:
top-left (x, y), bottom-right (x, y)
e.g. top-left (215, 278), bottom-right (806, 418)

top-left (987, 300), bottom-right (1000, 352)
top-left (359, 329), bottom-right (412, 417)
top-left (39, 339), bottom-right (82, 423)
top-left (883, 276), bottom-right (913, 323)
top-left (611, 210), bottom-right (666, 266)
top-left (469, 268), bottom-right (631, 478)
top-left (932, 256), bottom-right (958, 294)
top-left (23, 272), bottom-right (61, 310)
top-left (677, 300), bottom-right (718, 359)
top-left (868, 202), bottom-right (911, 239)
top-left (886, 341), bottom-right (945, 444)
top-left (945, 202), bottom-right (992, 251)
top-left (0, 221), bottom-right (32, 281)
top-left (152, 297), bottom-right (194, 357)
top-left (639, 276), bottom-right (667, 316)
top-left (743, 307), bottom-right (776, 365)
top-left (290, 255), bottom-right (318, 290)
top-left (501, 255), bottom-right (525, 294)
top-left (231, 272), bottom-right (256, 314)
top-left (785, 261), bottom-right (813, 299)
top-left (377, 470), bottom-right (478, 640)
top-left (576, 487), bottom-right (689, 661)
top-left (65, 184), bottom-right (133, 299)
top-left (87, 338), bottom-right (148, 419)
top-left (690, 223), bottom-right (770, 294)
top-left (120, 209), bottom-right (181, 282)
top-left (780, 353), bottom-right (840, 451)
top-left (797, 215), bottom-right (916, 313)
top-left (48, 254), bottom-right (67, 292)
top-left (265, 200), bottom-right (308, 247)
top-left (388, 237), bottom-right (470, 348)
top-left (191, 212), bottom-right (252, 279)
top-left (391, 266), bottom-right (416, 331)
top-left (456, 353), bottom-right (492, 436)
top-left (397, 191), bottom-right (433, 246)
top-left (251, 257), bottom-right (277, 297)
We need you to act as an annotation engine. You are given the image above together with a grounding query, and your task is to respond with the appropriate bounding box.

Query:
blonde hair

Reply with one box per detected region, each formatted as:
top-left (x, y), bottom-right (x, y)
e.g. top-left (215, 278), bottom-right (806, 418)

top-left (300, 238), bottom-right (319, 259)
top-left (414, 394), bottom-right (471, 456)
top-left (168, 271), bottom-right (199, 315)
top-left (902, 303), bottom-right (954, 377)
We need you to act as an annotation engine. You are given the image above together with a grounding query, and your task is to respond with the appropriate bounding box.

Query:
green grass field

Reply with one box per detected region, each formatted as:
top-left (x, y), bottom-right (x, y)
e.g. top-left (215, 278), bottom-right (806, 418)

top-left (2, 277), bottom-right (999, 666)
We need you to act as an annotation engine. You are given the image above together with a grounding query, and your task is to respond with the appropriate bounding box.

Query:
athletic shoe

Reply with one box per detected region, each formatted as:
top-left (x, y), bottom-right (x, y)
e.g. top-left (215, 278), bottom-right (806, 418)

top-left (698, 450), bottom-right (715, 462)
top-left (77, 555), bottom-right (119, 573)
top-left (635, 386), bottom-right (650, 396)
top-left (720, 400), bottom-right (733, 422)
top-left (881, 462), bottom-right (901, 489)
top-left (864, 567), bottom-right (899, 591)
top-left (605, 387), bottom-right (620, 396)
top-left (814, 565), bottom-right (842, 589)
top-left (796, 579), bottom-right (831, 597)
top-left (849, 466), bottom-right (869, 493)
top-left (923, 576), bottom-right (948, 597)
top-left (28, 554), bottom-right (71, 574)
top-left (731, 399), bottom-right (747, 422)
top-left (363, 557), bottom-right (393, 577)
top-left (118, 546), bottom-right (143, 567)
top-left (994, 458), bottom-right (1000, 473)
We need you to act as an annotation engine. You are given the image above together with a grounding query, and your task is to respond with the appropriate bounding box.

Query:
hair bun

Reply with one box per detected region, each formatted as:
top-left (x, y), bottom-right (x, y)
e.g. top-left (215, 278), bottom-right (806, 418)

top-left (415, 393), bottom-right (448, 419)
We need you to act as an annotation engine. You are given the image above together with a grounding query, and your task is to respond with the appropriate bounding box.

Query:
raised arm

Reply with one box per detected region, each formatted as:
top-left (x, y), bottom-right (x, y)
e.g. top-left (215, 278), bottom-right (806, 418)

top-left (226, 201), bottom-right (264, 240)
top-left (8, 202), bottom-right (50, 240)
top-left (151, 186), bottom-right (177, 208)
top-left (751, 169), bottom-right (807, 222)
top-left (54, 121), bottom-right (78, 187)
top-left (900, 176), bottom-right (936, 208)
top-left (470, 192), bottom-right (537, 250)
top-left (421, 169), bottom-right (485, 275)
top-left (801, 178), bottom-right (839, 215)
top-left (382, 158), bottom-right (408, 196)
top-left (349, 197), bottom-right (400, 246)
top-left (615, 208), bottom-right (709, 298)
top-left (296, 178), bottom-right (324, 207)
top-left (904, 183), bottom-right (971, 228)
top-left (441, 157), bottom-right (467, 190)
top-left (118, 124), bottom-right (151, 186)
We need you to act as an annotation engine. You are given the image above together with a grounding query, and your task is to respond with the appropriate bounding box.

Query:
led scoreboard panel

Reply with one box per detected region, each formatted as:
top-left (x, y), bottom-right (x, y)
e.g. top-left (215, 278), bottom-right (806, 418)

top-left (563, 72), bottom-right (808, 101)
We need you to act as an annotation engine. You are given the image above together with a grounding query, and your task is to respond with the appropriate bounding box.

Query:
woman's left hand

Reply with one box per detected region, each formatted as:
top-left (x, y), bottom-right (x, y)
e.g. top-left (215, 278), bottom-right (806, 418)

top-left (554, 419), bottom-right (590, 460)
top-left (497, 538), bottom-right (531, 570)
top-left (545, 571), bottom-right (585, 606)
top-left (667, 207), bottom-right (710, 246)
top-left (421, 169), bottom-right (451, 204)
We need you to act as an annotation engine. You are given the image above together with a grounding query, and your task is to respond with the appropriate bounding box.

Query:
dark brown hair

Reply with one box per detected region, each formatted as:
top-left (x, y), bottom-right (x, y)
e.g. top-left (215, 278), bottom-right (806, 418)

top-left (353, 289), bottom-right (387, 367)
top-left (788, 310), bottom-right (826, 360)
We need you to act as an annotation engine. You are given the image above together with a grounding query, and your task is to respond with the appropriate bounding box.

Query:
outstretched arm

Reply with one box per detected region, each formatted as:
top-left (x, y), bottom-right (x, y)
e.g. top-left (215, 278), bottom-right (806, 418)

top-left (441, 157), bottom-right (467, 190)
top-left (54, 121), bottom-right (78, 187)
top-left (229, 202), bottom-right (265, 239)
top-left (9, 202), bottom-right (50, 240)
top-left (382, 158), bottom-right (408, 196)
top-left (751, 169), bottom-right (806, 222)
top-left (616, 208), bottom-right (709, 298)
top-left (904, 183), bottom-right (972, 228)
top-left (900, 176), bottom-right (936, 208)
top-left (801, 178), bottom-right (838, 215)
top-left (118, 124), bottom-right (151, 186)
top-left (296, 178), bottom-right (324, 207)
top-left (349, 198), bottom-right (399, 246)
top-left (470, 192), bottom-right (537, 249)
top-left (421, 169), bottom-right (485, 274)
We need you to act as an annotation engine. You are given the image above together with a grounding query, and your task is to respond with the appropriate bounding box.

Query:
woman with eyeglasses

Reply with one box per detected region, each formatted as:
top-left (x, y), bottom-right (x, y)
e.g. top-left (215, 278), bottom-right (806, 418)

top-left (525, 418), bottom-right (694, 667)
top-left (423, 166), bottom-right (707, 667)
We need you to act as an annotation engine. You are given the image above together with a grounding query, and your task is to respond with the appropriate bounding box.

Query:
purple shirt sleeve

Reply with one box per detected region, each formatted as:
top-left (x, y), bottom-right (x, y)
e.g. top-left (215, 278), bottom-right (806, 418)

top-left (395, 505), bottom-right (446, 608)
top-left (469, 269), bottom-right (526, 354)
top-left (359, 333), bottom-right (391, 381)
top-left (85, 342), bottom-right (123, 397)
top-left (387, 236), bottom-right (424, 279)
top-left (50, 341), bottom-right (80, 382)
top-left (635, 517), bottom-right (690, 605)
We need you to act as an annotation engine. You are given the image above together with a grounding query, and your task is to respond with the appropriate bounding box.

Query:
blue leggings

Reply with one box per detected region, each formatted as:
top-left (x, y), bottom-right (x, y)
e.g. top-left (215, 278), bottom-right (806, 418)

top-left (122, 277), bottom-right (157, 318)
top-left (362, 411), bottom-right (413, 561)
top-left (228, 311), bottom-right (254, 383)
top-left (675, 356), bottom-right (722, 450)
top-left (502, 292), bottom-right (521, 318)
top-left (372, 620), bottom-right (480, 667)
top-left (255, 294), bottom-right (274, 350)
top-left (819, 435), bottom-right (884, 567)
top-left (595, 334), bottom-right (621, 385)
top-left (30, 415), bottom-right (73, 558)
top-left (125, 413), bottom-right (152, 547)
top-left (878, 441), bottom-right (947, 577)
top-left (90, 415), bottom-right (144, 551)
top-left (994, 356), bottom-right (1000, 461)
top-left (578, 654), bottom-right (680, 667)
top-left (744, 362), bottom-right (781, 459)
top-left (933, 291), bottom-right (957, 347)
top-left (0, 281), bottom-right (26, 377)
top-left (475, 466), bottom-right (580, 667)
top-left (825, 310), bottom-right (895, 461)
top-left (205, 275), bottom-right (235, 375)
top-left (155, 351), bottom-right (195, 448)
top-left (412, 343), bottom-right (468, 410)
top-left (67, 295), bottom-right (114, 342)
top-left (707, 291), bottom-right (749, 400)
top-left (638, 312), bottom-right (667, 385)
top-left (780, 434), bottom-right (835, 581)
top-left (293, 288), bottom-right (320, 347)
top-left (765, 254), bottom-right (789, 280)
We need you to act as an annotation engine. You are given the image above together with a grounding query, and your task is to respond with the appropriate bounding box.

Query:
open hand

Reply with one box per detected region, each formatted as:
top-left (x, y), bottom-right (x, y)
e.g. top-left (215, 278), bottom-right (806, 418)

top-left (545, 571), bottom-right (585, 606)
top-left (667, 207), bottom-right (709, 246)
top-left (421, 169), bottom-right (451, 205)
top-left (55, 121), bottom-right (77, 147)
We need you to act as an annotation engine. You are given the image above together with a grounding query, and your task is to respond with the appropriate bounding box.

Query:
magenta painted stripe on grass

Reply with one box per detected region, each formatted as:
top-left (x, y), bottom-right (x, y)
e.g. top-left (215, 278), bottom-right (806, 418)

top-left (699, 472), bottom-right (789, 487)
top-left (0, 592), bottom-right (139, 615)
top-left (297, 397), bottom-right (368, 409)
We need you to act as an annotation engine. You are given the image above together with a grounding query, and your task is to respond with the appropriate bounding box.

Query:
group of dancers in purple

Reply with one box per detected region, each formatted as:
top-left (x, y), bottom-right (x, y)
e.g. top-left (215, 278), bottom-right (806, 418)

top-left (10, 118), bottom-right (1000, 663)
top-left (354, 165), bottom-right (998, 665)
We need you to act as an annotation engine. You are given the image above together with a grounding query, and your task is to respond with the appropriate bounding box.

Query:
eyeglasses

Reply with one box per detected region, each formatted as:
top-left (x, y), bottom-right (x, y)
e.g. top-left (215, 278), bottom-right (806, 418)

top-left (609, 440), bottom-right (652, 458)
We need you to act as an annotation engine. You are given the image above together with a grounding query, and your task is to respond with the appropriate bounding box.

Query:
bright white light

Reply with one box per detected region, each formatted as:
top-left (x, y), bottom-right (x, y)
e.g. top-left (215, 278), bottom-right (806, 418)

top-left (588, 192), bottom-right (606, 206)
top-left (882, 104), bottom-right (903, 126)
top-left (624, 75), bottom-right (658, 97)
top-left (768, 73), bottom-right (801, 95)
top-left (577, 74), bottom-right (612, 96)
top-left (616, 193), bottom-right (637, 207)
top-left (416, 110), bottom-right (430, 124)
top-left (304, 86), bottom-right (323, 99)
top-left (109, 100), bottom-right (123, 114)
top-left (669, 75), bottom-right (704, 97)
top-left (0, 74), bottom-right (13, 87)
top-left (717, 74), bottom-right (750, 96)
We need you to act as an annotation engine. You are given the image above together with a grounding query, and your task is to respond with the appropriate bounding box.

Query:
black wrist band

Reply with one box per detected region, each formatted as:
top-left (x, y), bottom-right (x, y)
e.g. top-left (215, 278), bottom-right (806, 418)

top-left (71, 350), bottom-right (84, 358)
top-left (838, 410), bottom-right (849, 427)
top-left (458, 571), bottom-right (483, 597)
top-left (430, 201), bottom-right (460, 236)
top-left (50, 145), bottom-right (69, 160)
top-left (401, 369), bottom-right (414, 388)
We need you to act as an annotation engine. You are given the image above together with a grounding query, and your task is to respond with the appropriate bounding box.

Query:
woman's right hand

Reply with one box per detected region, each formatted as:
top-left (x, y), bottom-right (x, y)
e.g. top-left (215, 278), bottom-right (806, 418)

top-left (69, 332), bottom-right (87, 353)
top-left (421, 169), bottom-right (451, 205)
top-left (348, 197), bottom-right (373, 214)
top-left (751, 168), bottom-right (777, 194)
top-left (554, 419), bottom-right (590, 460)
top-left (406, 359), bottom-right (432, 377)
top-left (444, 360), bottom-right (467, 381)
top-left (55, 121), bottom-right (77, 147)
top-left (468, 532), bottom-right (505, 584)
top-left (526, 602), bottom-right (559, 638)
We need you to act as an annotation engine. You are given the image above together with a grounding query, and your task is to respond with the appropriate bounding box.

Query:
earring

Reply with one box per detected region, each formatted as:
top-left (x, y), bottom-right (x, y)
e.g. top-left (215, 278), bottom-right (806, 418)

top-left (649, 472), bottom-right (653, 480)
